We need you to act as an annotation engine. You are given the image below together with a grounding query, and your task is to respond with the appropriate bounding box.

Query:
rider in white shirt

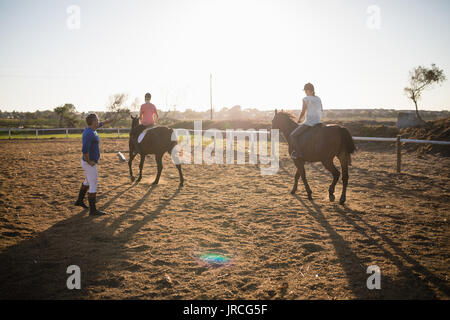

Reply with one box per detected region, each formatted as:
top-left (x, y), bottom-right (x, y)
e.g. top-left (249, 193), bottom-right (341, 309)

top-left (290, 83), bottom-right (323, 159)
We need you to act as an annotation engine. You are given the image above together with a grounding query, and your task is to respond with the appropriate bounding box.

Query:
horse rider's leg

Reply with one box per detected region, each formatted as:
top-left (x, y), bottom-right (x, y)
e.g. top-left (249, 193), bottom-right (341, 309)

top-left (338, 153), bottom-right (349, 205)
top-left (291, 166), bottom-right (301, 194)
top-left (290, 125), bottom-right (309, 159)
top-left (289, 127), bottom-right (301, 158)
top-left (152, 154), bottom-right (163, 185)
top-left (298, 160), bottom-right (312, 199)
top-left (136, 154), bottom-right (145, 183)
top-left (176, 164), bottom-right (184, 186)
top-left (322, 158), bottom-right (340, 202)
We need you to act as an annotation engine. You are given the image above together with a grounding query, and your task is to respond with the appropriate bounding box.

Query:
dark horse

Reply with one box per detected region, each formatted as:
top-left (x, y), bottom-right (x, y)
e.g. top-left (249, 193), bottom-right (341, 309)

top-left (128, 116), bottom-right (184, 186)
top-left (272, 110), bottom-right (355, 204)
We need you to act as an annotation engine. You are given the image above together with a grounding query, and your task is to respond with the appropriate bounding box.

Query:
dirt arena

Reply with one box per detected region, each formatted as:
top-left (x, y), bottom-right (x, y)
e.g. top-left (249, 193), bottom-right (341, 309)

top-left (0, 138), bottom-right (449, 299)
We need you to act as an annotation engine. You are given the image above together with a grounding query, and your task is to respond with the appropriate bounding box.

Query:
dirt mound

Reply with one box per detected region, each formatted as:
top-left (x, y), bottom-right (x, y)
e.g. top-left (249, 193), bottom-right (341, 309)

top-left (400, 117), bottom-right (450, 157)
top-left (327, 120), bottom-right (399, 138)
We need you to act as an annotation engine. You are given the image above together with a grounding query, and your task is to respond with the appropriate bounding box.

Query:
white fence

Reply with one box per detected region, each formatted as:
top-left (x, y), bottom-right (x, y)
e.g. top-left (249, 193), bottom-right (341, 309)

top-left (0, 127), bottom-right (129, 139)
top-left (2, 127), bottom-right (449, 173)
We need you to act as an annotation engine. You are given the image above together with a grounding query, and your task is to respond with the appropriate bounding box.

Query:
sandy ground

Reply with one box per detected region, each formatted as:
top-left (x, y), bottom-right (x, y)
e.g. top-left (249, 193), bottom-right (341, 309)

top-left (0, 138), bottom-right (449, 299)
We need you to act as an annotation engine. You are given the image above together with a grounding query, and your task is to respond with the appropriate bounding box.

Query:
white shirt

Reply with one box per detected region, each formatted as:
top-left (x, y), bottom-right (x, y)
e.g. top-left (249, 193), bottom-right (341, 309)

top-left (302, 95), bottom-right (323, 126)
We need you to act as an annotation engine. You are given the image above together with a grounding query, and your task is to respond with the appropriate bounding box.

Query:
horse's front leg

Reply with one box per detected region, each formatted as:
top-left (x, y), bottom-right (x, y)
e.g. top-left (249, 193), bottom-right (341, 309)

top-left (136, 154), bottom-right (145, 183)
top-left (128, 150), bottom-right (137, 182)
top-left (300, 165), bottom-right (312, 200)
top-left (152, 154), bottom-right (163, 185)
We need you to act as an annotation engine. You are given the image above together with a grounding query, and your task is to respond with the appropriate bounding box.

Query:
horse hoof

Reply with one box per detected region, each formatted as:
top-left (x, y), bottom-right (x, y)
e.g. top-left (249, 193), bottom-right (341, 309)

top-left (290, 189), bottom-right (296, 195)
top-left (152, 181), bottom-right (159, 185)
top-left (339, 198), bottom-right (346, 205)
top-left (130, 176), bottom-right (135, 182)
top-left (307, 194), bottom-right (313, 200)
top-left (329, 194), bottom-right (335, 202)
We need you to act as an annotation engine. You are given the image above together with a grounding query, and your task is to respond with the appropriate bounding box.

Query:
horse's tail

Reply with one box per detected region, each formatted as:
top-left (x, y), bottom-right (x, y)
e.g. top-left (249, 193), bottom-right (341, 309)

top-left (339, 127), bottom-right (356, 165)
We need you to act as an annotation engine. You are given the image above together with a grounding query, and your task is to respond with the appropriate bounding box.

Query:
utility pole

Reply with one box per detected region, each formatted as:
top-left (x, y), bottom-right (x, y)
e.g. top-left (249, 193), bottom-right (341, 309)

top-left (210, 73), bottom-right (213, 120)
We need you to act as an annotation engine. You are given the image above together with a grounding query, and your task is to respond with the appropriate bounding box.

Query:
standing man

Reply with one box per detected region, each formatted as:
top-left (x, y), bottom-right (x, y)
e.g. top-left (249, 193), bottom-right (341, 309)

top-left (74, 113), bottom-right (114, 216)
top-left (131, 92), bottom-right (158, 152)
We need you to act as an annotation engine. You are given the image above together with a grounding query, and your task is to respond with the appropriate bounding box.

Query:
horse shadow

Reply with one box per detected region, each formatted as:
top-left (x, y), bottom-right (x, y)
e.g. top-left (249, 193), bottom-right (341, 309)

top-left (0, 182), bottom-right (181, 299)
top-left (293, 194), bottom-right (447, 299)
top-left (336, 205), bottom-right (449, 299)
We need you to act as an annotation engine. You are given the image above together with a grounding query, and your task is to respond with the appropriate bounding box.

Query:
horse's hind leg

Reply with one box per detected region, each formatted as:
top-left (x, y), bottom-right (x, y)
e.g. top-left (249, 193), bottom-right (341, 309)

top-left (338, 153), bottom-right (349, 205)
top-left (322, 158), bottom-right (340, 202)
top-left (152, 154), bottom-right (163, 185)
top-left (176, 164), bottom-right (184, 186)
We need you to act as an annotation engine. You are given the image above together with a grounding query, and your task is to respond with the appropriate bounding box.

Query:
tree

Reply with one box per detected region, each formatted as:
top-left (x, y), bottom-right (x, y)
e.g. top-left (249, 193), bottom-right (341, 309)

top-left (404, 63), bottom-right (446, 124)
top-left (54, 103), bottom-right (76, 127)
top-left (229, 105), bottom-right (242, 119)
top-left (106, 93), bottom-right (131, 125)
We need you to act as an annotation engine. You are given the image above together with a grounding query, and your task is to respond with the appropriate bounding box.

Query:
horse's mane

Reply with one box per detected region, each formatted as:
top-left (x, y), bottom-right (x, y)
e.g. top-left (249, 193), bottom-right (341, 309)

top-left (277, 111), bottom-right (296, 122)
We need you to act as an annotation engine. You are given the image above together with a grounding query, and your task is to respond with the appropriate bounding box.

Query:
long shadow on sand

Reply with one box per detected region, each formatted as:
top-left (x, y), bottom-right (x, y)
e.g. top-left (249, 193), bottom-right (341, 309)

top-left (0, 181), bottom-right (181, 299)
top-left (280, 160), bottom-right (447, 298)
top-left (334, 205), bottom-right (449, 299)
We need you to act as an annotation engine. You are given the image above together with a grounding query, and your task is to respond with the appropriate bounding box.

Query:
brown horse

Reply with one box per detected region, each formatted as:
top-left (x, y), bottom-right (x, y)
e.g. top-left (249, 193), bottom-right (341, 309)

top-left (272, 110), bottom-right (355, 204)
top-left (129, 115), bottom-right (184, 186)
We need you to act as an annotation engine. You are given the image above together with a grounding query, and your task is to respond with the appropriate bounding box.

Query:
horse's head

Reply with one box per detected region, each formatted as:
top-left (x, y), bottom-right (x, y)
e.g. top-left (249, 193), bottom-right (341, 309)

top-left (131, 115), bottom-right (139, 128)
top-left (272, 109), bottom-right (295, 130)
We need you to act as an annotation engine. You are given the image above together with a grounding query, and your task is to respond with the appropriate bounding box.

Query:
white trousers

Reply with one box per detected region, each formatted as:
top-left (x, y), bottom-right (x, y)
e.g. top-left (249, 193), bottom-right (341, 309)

top-left (81, 159), bottom-right (98, 193)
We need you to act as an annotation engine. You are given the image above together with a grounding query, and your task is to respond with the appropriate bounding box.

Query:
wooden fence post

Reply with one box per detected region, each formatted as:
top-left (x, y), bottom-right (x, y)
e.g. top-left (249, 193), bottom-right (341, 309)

top-left (66, 128), bottom-right (69, 139)
top-left (396, 135), bottom-right (401, 173)
top-left (117, 128), bottom-right (120, 138)
top-left (36, 129), bottom-right (39, 140)
top-left (8, 129), bottom-right (11, 140)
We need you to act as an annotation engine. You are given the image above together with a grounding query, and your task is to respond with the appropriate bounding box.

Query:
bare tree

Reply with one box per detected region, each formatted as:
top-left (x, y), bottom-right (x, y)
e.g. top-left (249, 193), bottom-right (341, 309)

top-left (404, 63), bottom-right (446, 124)
top-left (106, 93), bottom-right (131, 125)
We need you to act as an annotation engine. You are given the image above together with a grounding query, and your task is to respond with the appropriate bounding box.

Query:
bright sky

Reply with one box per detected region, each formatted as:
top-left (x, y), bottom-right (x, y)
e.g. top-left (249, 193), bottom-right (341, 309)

top-left (1, 0), bottom-right (449, 112)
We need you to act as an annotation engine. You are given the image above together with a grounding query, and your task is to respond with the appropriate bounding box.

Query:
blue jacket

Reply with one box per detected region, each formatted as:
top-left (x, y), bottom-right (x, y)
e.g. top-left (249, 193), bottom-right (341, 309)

top-left (82, 122), bottom-right (103, 162)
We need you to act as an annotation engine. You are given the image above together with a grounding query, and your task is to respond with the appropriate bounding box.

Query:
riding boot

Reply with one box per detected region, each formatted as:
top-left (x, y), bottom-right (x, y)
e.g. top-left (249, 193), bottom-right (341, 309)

top-left (88, 193), bottom-right (107, 216)
top-left (74, 183), bottom-right (89, 208)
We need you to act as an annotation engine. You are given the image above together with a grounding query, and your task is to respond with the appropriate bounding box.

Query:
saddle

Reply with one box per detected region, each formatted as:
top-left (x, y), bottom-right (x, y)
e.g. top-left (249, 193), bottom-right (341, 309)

top-left (137, 127), bottom-right (155, 144)
top-left (297, 123), bottom-right (324, 146)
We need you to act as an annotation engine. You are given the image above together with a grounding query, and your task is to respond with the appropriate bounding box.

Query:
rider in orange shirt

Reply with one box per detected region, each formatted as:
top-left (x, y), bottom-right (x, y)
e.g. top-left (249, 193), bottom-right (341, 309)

top-left (140, 92), bottom-right (158, 126)
top-left (131, 92), bottom-right (158, 152)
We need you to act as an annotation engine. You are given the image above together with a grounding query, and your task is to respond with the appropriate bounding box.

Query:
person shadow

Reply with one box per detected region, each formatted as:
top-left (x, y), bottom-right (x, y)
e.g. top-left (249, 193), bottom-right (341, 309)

top-left (0, 181), bottom-right (182, 299)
